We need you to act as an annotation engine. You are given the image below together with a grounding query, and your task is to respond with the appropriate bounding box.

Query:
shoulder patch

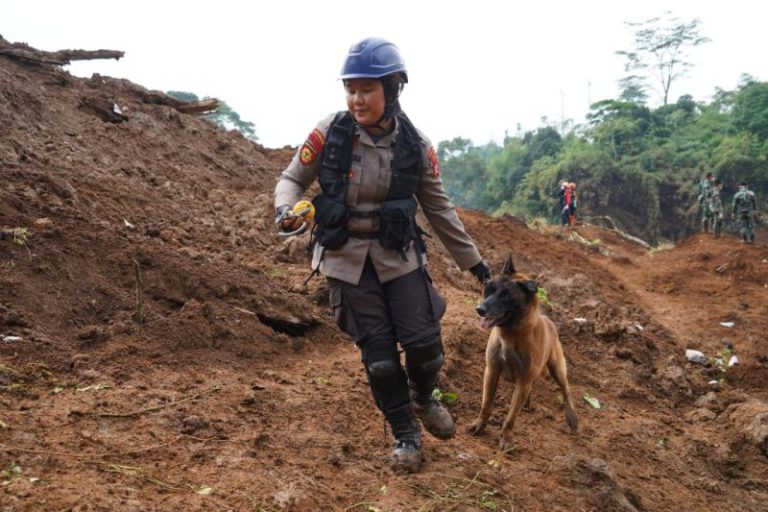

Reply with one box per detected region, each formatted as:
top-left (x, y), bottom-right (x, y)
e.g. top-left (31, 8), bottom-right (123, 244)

top-left (428, 146), bottom-right (440, 177)
top-left (299, 128), bottom-right (325, 166)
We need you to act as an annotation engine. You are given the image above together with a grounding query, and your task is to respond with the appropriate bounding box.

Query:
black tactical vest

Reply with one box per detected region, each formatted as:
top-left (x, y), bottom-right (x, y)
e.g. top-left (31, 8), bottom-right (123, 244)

top-left (311, 111), bottom-right (425, 258)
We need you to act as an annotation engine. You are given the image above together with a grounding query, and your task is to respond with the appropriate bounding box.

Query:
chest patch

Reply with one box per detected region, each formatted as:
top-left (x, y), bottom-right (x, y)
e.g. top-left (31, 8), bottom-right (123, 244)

top-left (428, 146), bottom-right (440, 177)
top-left (299, 128), bottom-right (325, 166)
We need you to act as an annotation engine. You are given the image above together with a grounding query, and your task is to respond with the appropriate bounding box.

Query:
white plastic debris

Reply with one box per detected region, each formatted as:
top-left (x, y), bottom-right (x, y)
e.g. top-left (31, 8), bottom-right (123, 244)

top-left (574, 317), bottom-right (588, 324)
top-left (720, 322), bottom-right (735, 328)
top-left (708, 380), bottom-right (719, 385)
top-left (635, 323), bottom-right (644, 331)
top-left (686, 349), bottom-right (707, 364)
top-left (123, 218), bottom-right (135, 228)
top-left (728, 355), bottom-right (739, 367)
top-left (2, 336), bottom-right (22, 343)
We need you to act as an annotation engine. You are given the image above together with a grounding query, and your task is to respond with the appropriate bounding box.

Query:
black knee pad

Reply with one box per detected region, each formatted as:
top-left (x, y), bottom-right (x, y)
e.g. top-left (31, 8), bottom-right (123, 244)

top-left (405, 337), bottom-right (444, 375)
top-left (366, 358), bottom-right (399, 379)
top-left (362, 344), bottom-right (401, 385)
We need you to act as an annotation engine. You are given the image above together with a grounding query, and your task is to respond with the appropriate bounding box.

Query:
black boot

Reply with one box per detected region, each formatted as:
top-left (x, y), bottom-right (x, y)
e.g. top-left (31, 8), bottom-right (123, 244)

top-left (387, 404), bottom-right (422, 472)
top-left (404, 339), bottom-right (456, 440)
top-left (410, 391), bottom-right (456, 440)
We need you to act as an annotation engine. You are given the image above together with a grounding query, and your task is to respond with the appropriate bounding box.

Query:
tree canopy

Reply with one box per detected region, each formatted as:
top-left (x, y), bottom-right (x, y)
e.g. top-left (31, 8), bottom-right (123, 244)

top-left (438, 77), bottom-right (767, 243)
top-left (167, 91), bottom-right (257, 140)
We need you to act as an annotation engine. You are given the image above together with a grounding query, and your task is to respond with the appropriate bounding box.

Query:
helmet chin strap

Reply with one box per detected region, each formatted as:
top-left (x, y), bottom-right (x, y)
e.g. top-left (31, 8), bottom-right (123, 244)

top-left (356, 113), bottom-right (392, 131)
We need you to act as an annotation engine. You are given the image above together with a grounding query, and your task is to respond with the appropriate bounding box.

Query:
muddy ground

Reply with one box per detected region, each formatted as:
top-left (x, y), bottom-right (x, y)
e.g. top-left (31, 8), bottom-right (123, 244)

top-left (1, 45), bottom-right (767, 511)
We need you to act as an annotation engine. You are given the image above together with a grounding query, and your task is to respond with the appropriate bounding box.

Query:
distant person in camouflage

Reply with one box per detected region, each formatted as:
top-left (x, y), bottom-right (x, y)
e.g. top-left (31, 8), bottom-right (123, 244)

top-left (731, 181), bottom-right (758, 243)
top-left (710, 179), bottom-right (724, 237)
top-left (697, 172), bottom-right (715, 233)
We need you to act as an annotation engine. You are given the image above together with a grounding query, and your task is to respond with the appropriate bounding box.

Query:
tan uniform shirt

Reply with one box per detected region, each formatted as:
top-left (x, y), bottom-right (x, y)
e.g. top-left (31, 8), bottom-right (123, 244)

top-left (275, 112), bottom-right (482, 285)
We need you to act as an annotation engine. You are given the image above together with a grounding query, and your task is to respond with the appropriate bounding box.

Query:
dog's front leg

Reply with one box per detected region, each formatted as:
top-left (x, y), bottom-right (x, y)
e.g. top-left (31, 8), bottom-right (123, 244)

top-left (498, 380), bottom-right (533, 452)
top-left (467, 359), bottom-right (501, 436)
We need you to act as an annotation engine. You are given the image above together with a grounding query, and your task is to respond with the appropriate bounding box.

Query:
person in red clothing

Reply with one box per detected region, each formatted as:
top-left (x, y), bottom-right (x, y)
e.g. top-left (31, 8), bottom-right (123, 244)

top-left (558, 181), bottom-right (576, 226)
top-left (568, 182), bottom-right (577, 226)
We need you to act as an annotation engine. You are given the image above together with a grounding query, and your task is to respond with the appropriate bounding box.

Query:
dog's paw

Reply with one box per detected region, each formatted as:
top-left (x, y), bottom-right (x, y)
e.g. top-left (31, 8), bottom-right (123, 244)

top-left (497, 437), bottom-right (516, 454)
top-left (466, 422), bottom-right (485, 436)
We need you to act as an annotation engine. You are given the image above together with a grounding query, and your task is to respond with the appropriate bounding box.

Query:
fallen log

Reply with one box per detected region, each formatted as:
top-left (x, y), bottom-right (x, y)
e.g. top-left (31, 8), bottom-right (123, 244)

top-left (134, 89), bottom-right (219, 115)
top-left (0, 36), bottom-right (123, 66)
top-left (582, 215), bottom-right (652, 249)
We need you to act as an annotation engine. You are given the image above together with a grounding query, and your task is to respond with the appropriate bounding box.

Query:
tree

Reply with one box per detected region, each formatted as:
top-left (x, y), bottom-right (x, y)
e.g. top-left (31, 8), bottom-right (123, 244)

top-left (587, 100), bottom-right (651, 159)
top-left (204, 101), bottom-right (258, 141)
top-left (731, 79), bottom-right (768, 142)
top-left (166, 91), bottom-right (258, 140)
top-left (616, 12), bottom-right (710, 105)
top-left (438, 138), bottom-right (496, 209)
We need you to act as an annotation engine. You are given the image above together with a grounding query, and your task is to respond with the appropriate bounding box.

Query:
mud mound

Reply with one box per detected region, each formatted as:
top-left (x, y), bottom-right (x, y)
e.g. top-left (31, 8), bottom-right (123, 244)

top-left (2, 42), bottom-right (768, 511)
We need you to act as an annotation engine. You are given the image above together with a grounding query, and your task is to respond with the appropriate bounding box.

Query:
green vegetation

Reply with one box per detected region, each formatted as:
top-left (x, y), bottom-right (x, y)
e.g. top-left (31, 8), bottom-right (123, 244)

top-left (432, 387), bottom-right (458, 404)
top-left (536, 286), bottom-right (549, 306)
top-left (439, 15), bottom-right (766, 243)
top-left (167, 91), bottom-right (257, 140)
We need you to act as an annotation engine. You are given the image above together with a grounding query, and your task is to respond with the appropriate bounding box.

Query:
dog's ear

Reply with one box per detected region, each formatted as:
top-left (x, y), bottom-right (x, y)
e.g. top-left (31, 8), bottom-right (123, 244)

top-left (501, 255), bottom-right (516, 276)
top-left (518, 280), bottom-right (538, 297)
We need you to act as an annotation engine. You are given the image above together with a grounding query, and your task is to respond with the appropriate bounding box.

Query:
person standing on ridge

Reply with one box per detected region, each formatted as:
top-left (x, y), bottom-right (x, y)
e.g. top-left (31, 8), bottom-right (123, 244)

top-left (558, 181), bottom-right (575, 226)
top-left (698, 171), bottom-right (715, 233)
top-left (732, 181), bottom-right (758, 243)
top-left (273, 37), bottom-right (490, 472)
top-left (710, 179), bottom-right (724, 238)
top-left (568, 182), bottom-right (578, 226)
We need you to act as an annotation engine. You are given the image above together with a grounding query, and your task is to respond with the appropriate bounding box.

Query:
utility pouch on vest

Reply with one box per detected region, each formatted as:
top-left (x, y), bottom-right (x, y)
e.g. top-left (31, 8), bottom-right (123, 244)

top-left (312, 194), bottom-right (350, 250)
top-left (379, 197), bottom-right (418, 257)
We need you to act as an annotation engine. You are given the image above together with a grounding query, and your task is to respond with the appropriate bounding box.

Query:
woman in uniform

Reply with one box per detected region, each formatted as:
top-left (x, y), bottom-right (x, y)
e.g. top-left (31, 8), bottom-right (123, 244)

top-left (274, 37), bottom-right (489, 472)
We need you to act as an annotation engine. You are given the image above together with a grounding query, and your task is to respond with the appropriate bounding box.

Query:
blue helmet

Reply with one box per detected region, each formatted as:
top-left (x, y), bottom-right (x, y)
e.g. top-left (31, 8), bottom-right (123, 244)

top-left (339, 37), bottom-right (408, 83)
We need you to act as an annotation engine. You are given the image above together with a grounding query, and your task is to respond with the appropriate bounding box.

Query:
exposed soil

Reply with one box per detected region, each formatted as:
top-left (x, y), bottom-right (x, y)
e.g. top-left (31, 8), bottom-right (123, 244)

top-left (2, 48), bottom-right (768, 512)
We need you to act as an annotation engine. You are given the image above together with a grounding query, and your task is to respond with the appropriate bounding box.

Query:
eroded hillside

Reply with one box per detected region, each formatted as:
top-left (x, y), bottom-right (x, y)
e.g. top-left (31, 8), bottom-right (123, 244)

top-left (1, 42), bottom-right (767, 512)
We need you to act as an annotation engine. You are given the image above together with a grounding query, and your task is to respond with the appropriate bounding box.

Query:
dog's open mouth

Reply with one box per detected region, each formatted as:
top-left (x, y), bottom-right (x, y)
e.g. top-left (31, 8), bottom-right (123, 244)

top-left (479, 316), bottom-right (500, 330)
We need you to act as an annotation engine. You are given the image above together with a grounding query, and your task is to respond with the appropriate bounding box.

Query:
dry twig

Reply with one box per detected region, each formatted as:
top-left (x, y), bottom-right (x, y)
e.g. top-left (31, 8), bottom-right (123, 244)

top-left (70, 385), bottom-right (221, 418)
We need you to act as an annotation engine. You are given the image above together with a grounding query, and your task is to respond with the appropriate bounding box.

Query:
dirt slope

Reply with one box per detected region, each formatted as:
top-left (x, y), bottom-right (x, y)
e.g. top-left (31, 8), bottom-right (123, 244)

top-left (2, 48), bottom-right (767, 512)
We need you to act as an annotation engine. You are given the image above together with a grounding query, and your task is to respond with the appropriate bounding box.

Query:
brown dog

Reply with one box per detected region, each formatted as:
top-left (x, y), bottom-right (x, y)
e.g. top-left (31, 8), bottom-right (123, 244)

top-left (468, 255), bottom-right (578, 451)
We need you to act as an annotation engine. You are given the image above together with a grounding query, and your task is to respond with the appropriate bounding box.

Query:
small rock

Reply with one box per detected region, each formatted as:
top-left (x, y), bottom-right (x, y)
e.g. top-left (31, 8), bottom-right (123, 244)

top-left (723, 399), bottom-right (768, 455)
top-left (695, 391), bottom-right (718, 409)
top-left (79, 369), bottom-right (101, 380)
top-left (181, 415), bottom-right (210, 434)
top-left (240, 395), bottom-right (257, 406)
top-left (686, 408), bottom-right (717, 423)
top-left (685, 349), bottom-right (707, 364)
top-left (76, 325), bottom-right (110, 344)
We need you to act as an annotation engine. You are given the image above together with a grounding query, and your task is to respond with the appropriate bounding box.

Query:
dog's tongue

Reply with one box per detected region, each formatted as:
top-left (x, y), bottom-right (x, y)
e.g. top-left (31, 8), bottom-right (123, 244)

top-left (480, 317), bottom-right (495, 330)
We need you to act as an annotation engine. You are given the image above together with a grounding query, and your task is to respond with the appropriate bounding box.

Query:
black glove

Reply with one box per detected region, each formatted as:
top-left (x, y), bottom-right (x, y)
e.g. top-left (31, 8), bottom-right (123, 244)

top-left (469, 260), bottom-right (491, 284)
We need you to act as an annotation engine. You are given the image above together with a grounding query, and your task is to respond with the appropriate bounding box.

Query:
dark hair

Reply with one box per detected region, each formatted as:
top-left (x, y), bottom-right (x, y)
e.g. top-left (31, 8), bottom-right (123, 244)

top-left (705, 172), bottom-right (714, 178)
top-left (715, 179), bottom-right (722, 186)
top-left (740, 181), bottom-right (747, 187)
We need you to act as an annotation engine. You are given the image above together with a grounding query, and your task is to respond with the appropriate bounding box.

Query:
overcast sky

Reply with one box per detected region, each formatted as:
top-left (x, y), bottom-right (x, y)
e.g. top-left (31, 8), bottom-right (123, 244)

top-left (2, 1), bottom-right (766, 148)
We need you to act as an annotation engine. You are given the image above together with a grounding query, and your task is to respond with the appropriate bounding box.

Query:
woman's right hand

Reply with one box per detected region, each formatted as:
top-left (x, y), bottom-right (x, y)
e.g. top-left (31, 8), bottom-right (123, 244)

top-left (275, 205), bottom-right (304, 232)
